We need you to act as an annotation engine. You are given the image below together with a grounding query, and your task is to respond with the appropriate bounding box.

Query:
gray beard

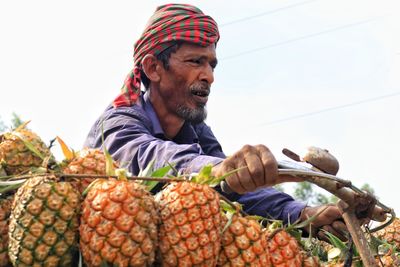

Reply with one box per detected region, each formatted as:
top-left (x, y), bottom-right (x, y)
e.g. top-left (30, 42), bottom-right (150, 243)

top-left (176, 105), bottom-right (207, 124)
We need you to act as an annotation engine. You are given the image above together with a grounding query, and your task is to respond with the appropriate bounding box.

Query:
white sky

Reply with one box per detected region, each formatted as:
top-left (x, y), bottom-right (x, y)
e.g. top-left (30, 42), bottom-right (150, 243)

top-left (1, 0), bottom-right (399, 215)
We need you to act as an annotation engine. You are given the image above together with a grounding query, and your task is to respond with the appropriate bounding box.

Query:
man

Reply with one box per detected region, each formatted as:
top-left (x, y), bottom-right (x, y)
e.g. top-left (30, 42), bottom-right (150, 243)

top-left (85, 3), bottom-right (348, 240)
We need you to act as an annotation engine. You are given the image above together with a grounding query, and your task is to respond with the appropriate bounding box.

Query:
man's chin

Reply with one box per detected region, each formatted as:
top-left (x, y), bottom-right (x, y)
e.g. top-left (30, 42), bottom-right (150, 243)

top-left (177, 106), bottom-right (207, 124)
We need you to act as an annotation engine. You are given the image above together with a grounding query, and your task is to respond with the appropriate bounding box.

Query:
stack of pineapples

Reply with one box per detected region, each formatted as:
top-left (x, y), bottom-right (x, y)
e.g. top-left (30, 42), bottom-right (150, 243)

top-left (1, 124), bottom-right (399, 267)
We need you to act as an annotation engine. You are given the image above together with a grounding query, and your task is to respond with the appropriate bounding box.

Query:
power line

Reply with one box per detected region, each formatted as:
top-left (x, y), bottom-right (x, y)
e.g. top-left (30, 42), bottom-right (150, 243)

top-left (221, 15), bottom-right (384, 61)
top-left (258, 91), bottom-right (400, 127)
top-left (220, 0), bottom-right (320, 27)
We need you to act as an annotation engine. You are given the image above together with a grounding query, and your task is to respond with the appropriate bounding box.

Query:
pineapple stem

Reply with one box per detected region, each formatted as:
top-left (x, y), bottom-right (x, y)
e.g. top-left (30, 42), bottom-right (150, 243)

top-left (218, 193), bottom-right (248, 217)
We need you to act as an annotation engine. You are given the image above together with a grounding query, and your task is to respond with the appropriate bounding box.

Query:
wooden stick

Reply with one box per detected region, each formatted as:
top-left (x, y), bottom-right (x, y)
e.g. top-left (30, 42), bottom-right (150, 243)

top-left (338, 201), bottom-right (379, 267)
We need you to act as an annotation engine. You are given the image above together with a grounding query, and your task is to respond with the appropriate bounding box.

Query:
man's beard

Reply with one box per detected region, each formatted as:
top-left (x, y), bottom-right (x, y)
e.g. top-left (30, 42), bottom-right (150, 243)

top-left (176, 82), bottom-right (209, 124)
top-left (176, 105), bottom-right (207, 124)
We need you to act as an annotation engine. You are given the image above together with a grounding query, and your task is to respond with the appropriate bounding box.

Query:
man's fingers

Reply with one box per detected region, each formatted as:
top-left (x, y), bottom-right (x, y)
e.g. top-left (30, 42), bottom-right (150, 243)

top-left (313, 205), bottom-right (342, 228)
top-left (243, 152), bottom-right (264, 188)
top-left (332, 220), bottom-right (348, 238)
top-left (236, 161), bottom-right (255, 192)
top-left (223, 163), bottom-right (246, 194)
top-left (255, 145), bottom-right (278, 186)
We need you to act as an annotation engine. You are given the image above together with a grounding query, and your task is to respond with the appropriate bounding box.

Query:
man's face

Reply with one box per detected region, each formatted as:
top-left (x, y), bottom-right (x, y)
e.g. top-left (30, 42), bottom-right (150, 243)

top-left (157, 43), bottom-right (217, 124)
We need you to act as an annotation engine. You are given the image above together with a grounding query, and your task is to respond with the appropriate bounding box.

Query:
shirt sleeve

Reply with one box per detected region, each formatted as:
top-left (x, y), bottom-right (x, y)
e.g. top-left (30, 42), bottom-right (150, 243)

top-left (87, 108), bottom-right (223, 176)
top-left (218, 186), bottom-right (307, 224)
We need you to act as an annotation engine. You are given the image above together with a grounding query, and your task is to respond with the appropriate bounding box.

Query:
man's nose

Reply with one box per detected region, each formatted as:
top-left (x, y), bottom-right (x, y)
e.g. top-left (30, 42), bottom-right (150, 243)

top-left (199, 64), bottom-right (214, 85)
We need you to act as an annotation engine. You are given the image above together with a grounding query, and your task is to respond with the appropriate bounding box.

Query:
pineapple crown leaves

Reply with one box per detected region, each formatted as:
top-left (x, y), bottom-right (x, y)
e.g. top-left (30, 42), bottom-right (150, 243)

top-left (191, 164), bottom-right (245, 187)
top-left (115, 168), bottom-right (129, 181)
top-left (137, 160), bottom-right (175, 191)
top-left (322, 229), bottom-right (350, 260)
top-left (220, 199), bottom-right (265, 233)
top-left (100, 123), bottom-right (116, 176)
top-left (56, 136), bottom-right (75, 161)
top-left (82, 178), bottom-right (103, 197)
top-left (0, 179), bottom-right (25, 195)
top-left (265, 206), bottom-right (330, 243)
top-left (11, 129), bottom-right (45, 160)
top-left (220, 200), bottom-right (242, 233)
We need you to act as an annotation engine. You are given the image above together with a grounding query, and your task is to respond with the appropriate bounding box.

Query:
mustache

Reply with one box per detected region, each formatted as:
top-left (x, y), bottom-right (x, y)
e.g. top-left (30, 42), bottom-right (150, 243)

top-left (190, 82), bottom-right (210, 91)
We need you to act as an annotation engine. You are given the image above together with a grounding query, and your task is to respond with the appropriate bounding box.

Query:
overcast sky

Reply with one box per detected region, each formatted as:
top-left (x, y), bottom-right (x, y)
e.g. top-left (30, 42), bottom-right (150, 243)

top-left (1, 0), bottom-right (399, 215)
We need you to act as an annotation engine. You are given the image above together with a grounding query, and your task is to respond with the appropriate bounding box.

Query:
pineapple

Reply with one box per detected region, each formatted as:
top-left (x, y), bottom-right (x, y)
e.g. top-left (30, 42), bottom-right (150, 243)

top-left (302, 253), bottom-right (321, 267)
top-left (265, 228), bottom-right (303, 267)
top-left (62, 148), bottom-right (119, 194)
top-left (375, 217), bottom-right (400, 249)
top-left (80, 178), bottom-right (159, 267)
top-left (0, 125), bottom-right (54, 175)
top-left (376, 249), bottom-right (400, 266)
top-left (0, 195), bottom-right (13, 267)
top-left (217, 213), bottom-right (271, 266)
top-left (8, 175), bottom-right (80, 266)
top-left (156, 181), bottom-right (222, 266)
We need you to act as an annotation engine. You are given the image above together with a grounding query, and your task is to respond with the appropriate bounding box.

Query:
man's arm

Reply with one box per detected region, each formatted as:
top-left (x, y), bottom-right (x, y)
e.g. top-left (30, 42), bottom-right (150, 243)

top-left (220, 187), bottom-right (306, 224)
top-left (86, 108), bottom-right (223, 175)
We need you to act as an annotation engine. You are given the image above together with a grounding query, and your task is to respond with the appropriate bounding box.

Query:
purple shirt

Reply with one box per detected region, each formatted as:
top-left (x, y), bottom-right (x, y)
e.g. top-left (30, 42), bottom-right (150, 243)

top-left (84, 91), bottom-right (306, 223)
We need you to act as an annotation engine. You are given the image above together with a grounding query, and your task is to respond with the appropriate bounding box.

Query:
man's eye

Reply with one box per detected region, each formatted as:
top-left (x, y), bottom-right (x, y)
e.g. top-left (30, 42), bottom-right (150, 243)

top-left (188, 59), bottom-right (201, 65)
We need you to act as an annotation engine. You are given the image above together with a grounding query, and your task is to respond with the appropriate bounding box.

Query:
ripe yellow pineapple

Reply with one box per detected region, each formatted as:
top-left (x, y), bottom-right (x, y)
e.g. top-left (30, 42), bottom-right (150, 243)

top-left (62, 148), bottom-right (119, 194)
top-left (8, 174), bottom-right (80, 266)
top-left (0, 195), bottom-right (13, 267)
top-left (80, 178), bottom-right (159, 267)
top-left (265, 228), bottom-right (303, 267)
top-left (217, 213), bottom-right (271, 266)
top-left (156, 181), bottom-right (222, 266)
top-left (375, 217), bottom-right (400, 249)
top-left (0, 124), bottom-right (54, 175)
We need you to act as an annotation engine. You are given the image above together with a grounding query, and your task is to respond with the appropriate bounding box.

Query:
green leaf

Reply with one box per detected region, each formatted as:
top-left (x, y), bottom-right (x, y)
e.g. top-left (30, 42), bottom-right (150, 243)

top-left (12, 131), bottom-right (45, 160)
top-left (322, 229), bottom-right (347, 251)
top-left (220, 200), bottom-right (237, 214)
top-left (292, 206), bottom-right (329, 229)
top-left (193, 164), bottom-right (213, 184)
top-left (370, 235), bottom-right (386, 253)
top-left (287, 228), bottom-right (302, 241)
top-left (138, 159), bottom-right (155, 177)
top-left (0, 182), bottom-right (24, 194)
top-left (146, 164), bottom-right (173, 191)
top-left (82, 179), bottom-right (101, 197)
top-left (151, 165), bottom-right (172, 177)
top-left (209, 166), bottom-right (246, 186)
top-left (222, 212), bottom-right (234, 233)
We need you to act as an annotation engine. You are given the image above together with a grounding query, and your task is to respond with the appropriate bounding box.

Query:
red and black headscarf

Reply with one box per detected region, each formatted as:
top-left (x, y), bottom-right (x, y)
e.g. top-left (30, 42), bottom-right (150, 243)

top-left (113, 4), bottom-right (220, 108)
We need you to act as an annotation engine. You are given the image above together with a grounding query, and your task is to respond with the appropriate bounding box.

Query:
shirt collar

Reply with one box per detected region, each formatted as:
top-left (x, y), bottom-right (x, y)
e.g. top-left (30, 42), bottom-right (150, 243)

top-left (142, 91), bottom-right (164, 137)
top-left (141, 91), bottom-right (199, 144)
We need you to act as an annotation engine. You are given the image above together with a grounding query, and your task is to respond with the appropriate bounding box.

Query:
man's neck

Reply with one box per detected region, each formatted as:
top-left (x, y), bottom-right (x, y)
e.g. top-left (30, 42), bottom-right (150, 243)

top-left (148, 90), bottom-right (184, 140)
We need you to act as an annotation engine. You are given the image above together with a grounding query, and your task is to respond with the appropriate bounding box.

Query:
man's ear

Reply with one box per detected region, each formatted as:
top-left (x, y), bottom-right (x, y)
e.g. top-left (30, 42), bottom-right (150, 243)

top-left (142, 54), bottom-right (161, 83)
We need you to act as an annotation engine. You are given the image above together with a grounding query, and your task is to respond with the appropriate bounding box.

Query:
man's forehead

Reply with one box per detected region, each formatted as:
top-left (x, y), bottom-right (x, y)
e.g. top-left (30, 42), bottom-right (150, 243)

top-left (176, 43), bottom-right (217, 57)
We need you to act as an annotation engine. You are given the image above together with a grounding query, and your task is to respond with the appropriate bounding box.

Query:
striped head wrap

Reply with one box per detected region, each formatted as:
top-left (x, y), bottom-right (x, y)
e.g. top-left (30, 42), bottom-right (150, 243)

top-left (113, 4), bottom-right (220, 107)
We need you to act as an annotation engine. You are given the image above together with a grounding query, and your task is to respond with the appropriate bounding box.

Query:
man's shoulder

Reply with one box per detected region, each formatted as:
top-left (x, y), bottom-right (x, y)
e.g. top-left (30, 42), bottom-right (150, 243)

top-left (192, 121), bottom-right (213, 135)
top-left (85, 104), bottom-right (152, 148)
top-left (100, 104), bottom-right (151, 125)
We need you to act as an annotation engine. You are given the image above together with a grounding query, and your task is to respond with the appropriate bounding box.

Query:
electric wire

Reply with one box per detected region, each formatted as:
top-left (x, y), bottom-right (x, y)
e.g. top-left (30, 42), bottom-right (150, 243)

top-left (221, 15), bottom-right (384, 61)
top-left (220, 0), bottom-right (320, 27)
top-left (258, 91), bottom-right (400, 126)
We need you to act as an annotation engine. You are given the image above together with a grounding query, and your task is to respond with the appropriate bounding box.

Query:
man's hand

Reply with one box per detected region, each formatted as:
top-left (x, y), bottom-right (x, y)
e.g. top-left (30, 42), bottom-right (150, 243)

top-left (213, 144), bottom-right (303, 194)
top-left (300, 204), bottom-right (348, 241)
